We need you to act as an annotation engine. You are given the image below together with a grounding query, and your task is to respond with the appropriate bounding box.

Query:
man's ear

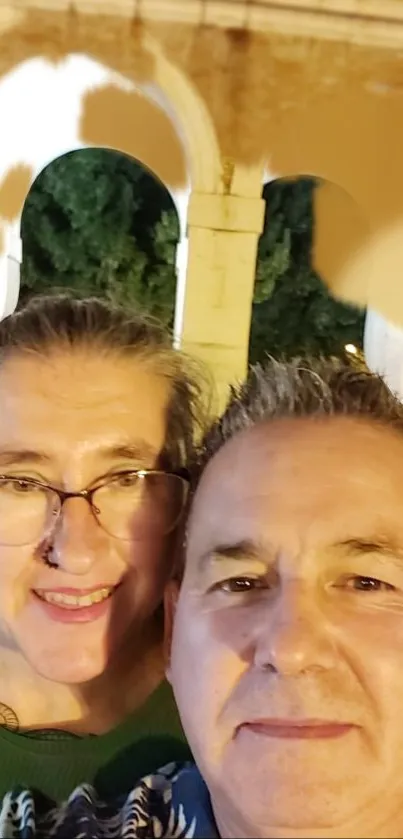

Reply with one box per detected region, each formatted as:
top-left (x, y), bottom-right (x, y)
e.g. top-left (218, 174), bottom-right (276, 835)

top-left (163, 579), bottom-right (180, 683)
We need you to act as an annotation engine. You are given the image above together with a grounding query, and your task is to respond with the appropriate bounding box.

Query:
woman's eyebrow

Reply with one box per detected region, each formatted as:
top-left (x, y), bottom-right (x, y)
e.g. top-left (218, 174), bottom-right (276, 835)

top-left (0, 448), bottom-right (52, 467)
top-left (0, 441), bottom-right (161, 471)
top-left (98, 441), bottom-right (159, 463)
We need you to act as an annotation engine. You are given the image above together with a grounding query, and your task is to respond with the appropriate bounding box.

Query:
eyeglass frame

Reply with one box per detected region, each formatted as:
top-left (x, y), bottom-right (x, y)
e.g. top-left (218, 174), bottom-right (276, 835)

top-left (0, 467), bottom-right (190, 542)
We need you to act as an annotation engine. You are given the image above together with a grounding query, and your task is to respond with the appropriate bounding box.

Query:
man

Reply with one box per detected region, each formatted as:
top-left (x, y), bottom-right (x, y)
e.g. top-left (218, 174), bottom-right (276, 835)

top-left (5, 356), bottom-right (403, 838)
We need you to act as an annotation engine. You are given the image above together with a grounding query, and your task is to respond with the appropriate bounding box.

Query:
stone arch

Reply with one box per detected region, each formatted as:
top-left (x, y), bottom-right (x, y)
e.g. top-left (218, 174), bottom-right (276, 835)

top-left (0, 49), bottom-right (221, 325)
top-left (262, 168), bottom-right (371, 310)
top-left (248, 172), bottom-right (367, 363)
top-left (135, 30), bottom-right (222, 194)
top-left (20, 146), bottom-right (182, 328)
top-left (265, 95), bottom-right (403, 397)
top-left (262, 77), bottom-right (403, 325)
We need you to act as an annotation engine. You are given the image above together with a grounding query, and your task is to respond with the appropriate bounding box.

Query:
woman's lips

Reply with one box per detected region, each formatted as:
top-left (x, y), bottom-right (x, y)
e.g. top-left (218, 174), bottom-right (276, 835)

top-left (31, 585), bottom-right (119, 624)
top-left (239, 719), bottom-right (356, 739)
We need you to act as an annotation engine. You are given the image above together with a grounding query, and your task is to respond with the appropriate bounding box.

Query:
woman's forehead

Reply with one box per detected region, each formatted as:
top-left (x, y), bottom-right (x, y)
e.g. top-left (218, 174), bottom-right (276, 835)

top-left (0, 348), bottom-right (168, 398)
top-left (0, 350), bottom-right (170, 461)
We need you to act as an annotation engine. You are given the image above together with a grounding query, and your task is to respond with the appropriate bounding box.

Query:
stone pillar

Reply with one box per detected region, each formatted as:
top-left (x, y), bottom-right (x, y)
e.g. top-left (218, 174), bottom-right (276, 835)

top-left (0, 220), bottom-right (21, 321)
top-left (180, 189), bottom-right (265, 413)
top-left (364, 308), bottom-right (403, 400)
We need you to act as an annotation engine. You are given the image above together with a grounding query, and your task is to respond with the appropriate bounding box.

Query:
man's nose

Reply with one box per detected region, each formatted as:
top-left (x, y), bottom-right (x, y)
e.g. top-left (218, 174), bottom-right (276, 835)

top-left (48, 497), bottom-right (106, 575)
top-left (254, 582), bottom-right (338, 676)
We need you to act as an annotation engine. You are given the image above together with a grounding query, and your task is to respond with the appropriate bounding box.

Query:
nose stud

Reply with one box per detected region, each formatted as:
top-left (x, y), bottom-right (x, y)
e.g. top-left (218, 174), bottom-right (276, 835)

top-left (41, 542), bottom-right (59, 569)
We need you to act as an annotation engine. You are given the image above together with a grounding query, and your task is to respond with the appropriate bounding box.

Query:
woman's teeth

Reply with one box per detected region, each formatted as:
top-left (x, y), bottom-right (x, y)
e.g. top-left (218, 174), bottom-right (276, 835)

top-left (36, 587), bottom-right (113, 609)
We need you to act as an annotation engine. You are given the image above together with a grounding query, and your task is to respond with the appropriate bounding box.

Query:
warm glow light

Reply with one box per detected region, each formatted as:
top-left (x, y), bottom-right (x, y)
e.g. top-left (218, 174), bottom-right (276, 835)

top-left (345, 343), bottom-right (358, 355)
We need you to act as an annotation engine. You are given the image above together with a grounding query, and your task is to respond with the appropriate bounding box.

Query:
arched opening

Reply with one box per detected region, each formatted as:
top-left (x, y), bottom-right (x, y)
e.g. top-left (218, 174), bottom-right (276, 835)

top-left (20, 147), bottom-right (181, 330)
top-left (0, 53), bottom-right (203, 336)
top-left (248, 176), bottom-right (366, 365)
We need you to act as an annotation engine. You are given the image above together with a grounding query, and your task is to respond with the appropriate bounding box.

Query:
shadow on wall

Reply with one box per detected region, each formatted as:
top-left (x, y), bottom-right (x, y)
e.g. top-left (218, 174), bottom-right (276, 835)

top-left (79, 83), bottom-right (188, 190)
top-left (313, 178), bottom-right (373, 309)
top-left (0, 164), bottom-right (33, 225)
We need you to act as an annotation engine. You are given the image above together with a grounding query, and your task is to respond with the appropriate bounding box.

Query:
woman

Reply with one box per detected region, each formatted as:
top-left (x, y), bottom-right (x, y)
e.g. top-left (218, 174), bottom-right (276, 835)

top-left (0, 292), bottom-right (206, 802)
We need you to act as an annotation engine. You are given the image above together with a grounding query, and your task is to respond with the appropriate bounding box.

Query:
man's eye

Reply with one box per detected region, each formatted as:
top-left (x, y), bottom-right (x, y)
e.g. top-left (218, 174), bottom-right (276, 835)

top-left (214, 576), bottom-right (268, 594)
top-left (344, 575), bottom-right (395, 593)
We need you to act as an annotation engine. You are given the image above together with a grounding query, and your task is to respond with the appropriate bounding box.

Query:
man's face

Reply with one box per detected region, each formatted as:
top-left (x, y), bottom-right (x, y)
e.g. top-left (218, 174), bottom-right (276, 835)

top-left (0, 349), bottom-right (173, 684)
top-left (169, 417), bottom-right (403, 837)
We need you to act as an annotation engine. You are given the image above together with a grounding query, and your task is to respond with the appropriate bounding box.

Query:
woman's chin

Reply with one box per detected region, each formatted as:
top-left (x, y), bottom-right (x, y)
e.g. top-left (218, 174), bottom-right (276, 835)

top-left (32, 657), bottom-right (107, 685)
top-left (14, 606), bottom-right (127, 685)
top-left (22, 640), bottom-right (114, 685)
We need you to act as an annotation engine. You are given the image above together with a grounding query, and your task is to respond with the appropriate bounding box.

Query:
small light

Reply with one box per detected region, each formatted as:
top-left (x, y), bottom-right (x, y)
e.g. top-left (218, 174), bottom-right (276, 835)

top-left (345, 344), bottom-right (358, 355)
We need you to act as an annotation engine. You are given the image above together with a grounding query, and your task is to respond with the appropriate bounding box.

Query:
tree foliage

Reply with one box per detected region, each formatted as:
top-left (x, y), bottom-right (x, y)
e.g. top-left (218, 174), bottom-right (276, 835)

top-left (20, 152), bottom-right (365, 362)
top-left (249, 178), bottom-right (365, 364)
top-left (21, 148), bottom-right (179, 326)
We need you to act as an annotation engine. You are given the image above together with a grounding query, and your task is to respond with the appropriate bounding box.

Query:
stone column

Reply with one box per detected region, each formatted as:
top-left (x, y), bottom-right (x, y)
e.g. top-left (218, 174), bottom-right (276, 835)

top-left (0, 220), bottom-right (21, 321)
top-left (180, 187), bottom-right (265, 413)
top-left (364, 309), bottom-right (403, 400)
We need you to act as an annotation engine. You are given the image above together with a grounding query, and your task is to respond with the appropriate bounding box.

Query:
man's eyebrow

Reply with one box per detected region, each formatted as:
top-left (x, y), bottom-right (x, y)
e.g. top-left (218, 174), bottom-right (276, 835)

top-left (337, 537), bottom-right (403, 561)
top-left (199, 539), bottom-right (266, 567)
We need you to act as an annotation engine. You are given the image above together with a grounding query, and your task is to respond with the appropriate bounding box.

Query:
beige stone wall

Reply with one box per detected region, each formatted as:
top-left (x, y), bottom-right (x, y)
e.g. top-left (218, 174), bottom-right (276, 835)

top-left (1, 1), bottom-right (403, 406)
top-left (3, 2), bottom-right (403, 46)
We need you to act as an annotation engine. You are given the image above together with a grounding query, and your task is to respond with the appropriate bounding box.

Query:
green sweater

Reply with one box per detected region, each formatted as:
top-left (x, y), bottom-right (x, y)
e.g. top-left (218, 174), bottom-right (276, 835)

top-left (0, 680), bottom-right (191, 802)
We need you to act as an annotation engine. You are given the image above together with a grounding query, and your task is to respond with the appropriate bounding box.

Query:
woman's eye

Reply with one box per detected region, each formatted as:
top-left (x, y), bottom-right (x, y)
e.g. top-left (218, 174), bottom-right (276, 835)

top-left (215, 576), bottom-right (268, 594)
top-left (345, 575), bottom-right (395, 593)
top-left (6, 479), bottom-right (38, 494)
top-left (113, 473), bottom-right (140, 489)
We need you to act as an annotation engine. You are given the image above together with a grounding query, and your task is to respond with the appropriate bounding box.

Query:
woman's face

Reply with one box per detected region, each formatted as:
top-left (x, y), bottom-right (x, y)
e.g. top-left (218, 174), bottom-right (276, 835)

top-left (0, 348), bottom-right (176, 684)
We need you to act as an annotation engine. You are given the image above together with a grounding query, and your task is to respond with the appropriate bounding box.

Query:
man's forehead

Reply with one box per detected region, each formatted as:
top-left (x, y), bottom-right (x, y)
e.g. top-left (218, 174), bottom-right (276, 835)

top-left (191, 414), bottom-right (403, 526)
top-left (195, 417), bottom-right (313, 495)
top-left (190, 422), bottom-right (286, 524)
top-left (184, 417), bottom-right (403, 583)
top-left (201, 414), bottom-right (403, 474)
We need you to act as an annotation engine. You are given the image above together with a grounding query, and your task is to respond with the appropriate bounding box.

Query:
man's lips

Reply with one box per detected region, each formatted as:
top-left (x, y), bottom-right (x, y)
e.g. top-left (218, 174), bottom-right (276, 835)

top-left (238, 719), bottom-right (357, 739)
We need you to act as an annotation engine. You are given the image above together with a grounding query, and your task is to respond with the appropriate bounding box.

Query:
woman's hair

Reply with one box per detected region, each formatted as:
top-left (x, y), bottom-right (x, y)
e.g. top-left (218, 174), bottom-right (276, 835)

top-left (0, 293), bottom-right (210, 469)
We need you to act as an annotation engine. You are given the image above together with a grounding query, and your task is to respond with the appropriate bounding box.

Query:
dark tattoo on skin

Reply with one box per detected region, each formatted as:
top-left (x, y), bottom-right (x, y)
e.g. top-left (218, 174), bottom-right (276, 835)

top-left (22, 728), bottom-right (85, 740)
top-left (0, 702), bottom-right (92, 739)
top-left (0, 702), bottom-right (19, 732)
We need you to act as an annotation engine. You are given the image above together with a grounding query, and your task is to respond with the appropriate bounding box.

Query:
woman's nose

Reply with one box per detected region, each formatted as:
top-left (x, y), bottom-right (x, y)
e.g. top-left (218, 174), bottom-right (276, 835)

top-left (47, 497), bottom-right (106, 575)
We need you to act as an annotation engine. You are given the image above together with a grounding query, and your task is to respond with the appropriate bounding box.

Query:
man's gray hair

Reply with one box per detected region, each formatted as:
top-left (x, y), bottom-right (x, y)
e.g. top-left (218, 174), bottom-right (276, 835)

top-left (195, 356), bottom-right (403, 484)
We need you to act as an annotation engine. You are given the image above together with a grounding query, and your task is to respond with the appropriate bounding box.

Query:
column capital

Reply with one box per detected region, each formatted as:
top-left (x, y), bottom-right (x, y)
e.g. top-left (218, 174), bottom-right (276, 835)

top-left (187, 191), bottom-right (265, 235)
